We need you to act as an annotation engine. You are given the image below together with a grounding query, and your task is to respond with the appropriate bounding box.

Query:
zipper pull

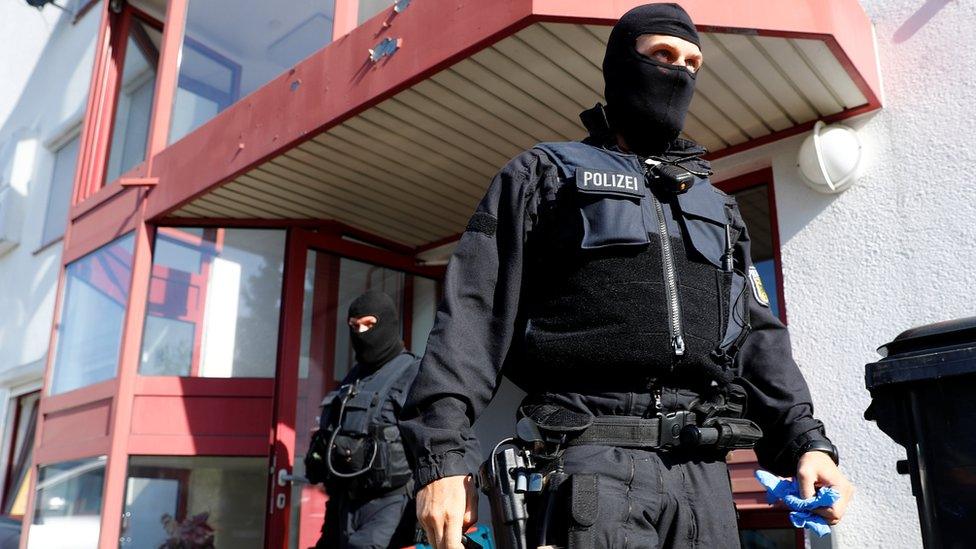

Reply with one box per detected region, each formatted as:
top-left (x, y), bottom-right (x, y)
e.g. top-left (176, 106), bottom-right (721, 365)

top-left (672, 335), bottom-right (686, 357)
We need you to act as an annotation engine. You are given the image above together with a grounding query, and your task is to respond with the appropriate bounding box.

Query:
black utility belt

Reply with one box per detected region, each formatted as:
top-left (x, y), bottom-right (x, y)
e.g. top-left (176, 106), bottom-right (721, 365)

top-left (566, 412), bottom-right (761, 451)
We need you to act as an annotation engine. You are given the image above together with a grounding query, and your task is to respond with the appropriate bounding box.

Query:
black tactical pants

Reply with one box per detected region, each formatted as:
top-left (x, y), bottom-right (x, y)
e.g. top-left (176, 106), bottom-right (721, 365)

top-left (532, 444), bottom-right (740, 549)
top-left (316, 489), bottom-right (416, 549)
top-left (521, 387), bottom-right (744, 548)
top-left (529, 446), bottom-right (739, 549)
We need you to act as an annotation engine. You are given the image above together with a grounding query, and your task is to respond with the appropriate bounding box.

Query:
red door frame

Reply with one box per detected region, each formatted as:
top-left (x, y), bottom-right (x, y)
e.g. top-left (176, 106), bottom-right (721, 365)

top-left (267, 228), bottom-right (442, 549)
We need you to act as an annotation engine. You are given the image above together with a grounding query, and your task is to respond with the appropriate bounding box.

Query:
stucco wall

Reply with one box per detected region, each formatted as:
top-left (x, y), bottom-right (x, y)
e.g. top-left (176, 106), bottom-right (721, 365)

top-left (0, 5), bottom-right (99, 382)
top-left (714, 1), bottom-right (976, 547)
top-left (0, 3), bottom-right (59, 131)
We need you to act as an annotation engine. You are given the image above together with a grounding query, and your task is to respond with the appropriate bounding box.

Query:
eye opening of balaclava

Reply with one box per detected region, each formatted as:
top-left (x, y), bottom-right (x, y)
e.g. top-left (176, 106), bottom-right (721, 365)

top-left (348, 290), bottom-right (404, 368)
top-left (603, 3), bottom-right (701, 155)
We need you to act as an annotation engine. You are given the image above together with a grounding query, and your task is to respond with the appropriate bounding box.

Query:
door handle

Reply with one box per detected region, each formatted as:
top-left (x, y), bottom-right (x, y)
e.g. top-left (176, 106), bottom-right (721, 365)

top-left (277, 468), bottom-right (310, 486)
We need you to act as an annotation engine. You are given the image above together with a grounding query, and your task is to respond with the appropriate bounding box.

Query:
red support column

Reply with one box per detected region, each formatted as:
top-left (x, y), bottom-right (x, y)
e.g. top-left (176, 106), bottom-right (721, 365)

top-left (265, 229), bottom-right (312, 549)
top-left (96, 200), bottom-right (155, 548)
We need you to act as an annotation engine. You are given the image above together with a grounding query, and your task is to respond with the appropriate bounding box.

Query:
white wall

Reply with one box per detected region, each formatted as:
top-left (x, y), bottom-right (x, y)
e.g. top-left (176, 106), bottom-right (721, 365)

top-left (0, 3), bottom-right (59, 131)
top-left (0, 5), bottom-right (99, 389)
top-left (714, 1), bottom-right (976, 547)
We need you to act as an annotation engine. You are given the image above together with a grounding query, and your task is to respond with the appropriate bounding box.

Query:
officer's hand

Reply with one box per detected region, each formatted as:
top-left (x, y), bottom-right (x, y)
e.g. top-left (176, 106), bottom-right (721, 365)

top-left (797, 451), bottom-right (854, 525)
top-left (416, 474), bottom-right (478, 549)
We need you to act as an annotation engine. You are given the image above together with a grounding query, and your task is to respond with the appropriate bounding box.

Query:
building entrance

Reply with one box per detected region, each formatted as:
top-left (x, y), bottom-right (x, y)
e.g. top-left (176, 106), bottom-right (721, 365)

top-left (267, 229), bottom-right (441, 549)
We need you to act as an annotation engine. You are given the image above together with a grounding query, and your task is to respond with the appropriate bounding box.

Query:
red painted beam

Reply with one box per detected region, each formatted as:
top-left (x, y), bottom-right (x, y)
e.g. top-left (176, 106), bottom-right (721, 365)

top-left (143, 0), bottom-right (536, 221)
top-left (142, 0), bottom-right (881, 230)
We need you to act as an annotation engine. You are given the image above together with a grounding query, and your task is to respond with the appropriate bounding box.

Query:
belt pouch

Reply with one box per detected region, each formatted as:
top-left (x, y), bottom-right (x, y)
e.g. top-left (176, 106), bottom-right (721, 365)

top-left (567, 474), bottom-right (599, 549)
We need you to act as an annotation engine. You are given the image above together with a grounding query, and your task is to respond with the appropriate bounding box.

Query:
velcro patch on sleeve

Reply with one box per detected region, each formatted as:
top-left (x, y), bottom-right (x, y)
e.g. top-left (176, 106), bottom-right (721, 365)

top-left (575, 168), bottom-right (643, 198)
top-left (465, 211), bottom-right (498, 237)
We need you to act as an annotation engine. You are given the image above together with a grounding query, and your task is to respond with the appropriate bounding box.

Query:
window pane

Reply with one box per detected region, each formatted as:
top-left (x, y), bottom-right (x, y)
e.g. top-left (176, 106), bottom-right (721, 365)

top-left (169, 0), bottom-right (337, 144)
top-left (28, 457), bottom-right (106, 549)
top-left (411, 276), bottom-right (437, 355)
top-left (358, 0), bottom-right (391, 24)
top-left (122, 456), bottom-right (266, 549)
top-left (2, 392), bottom-right (40, 517)
top-left (42, 135), bottom-right (80, 245)
top-left (105, 20), bottom-right (161, 185)
top-left (740, 528), bottom-right (799, 548)
top-left (51, 234), bottom-right (136, 394)
top-left (140, 228), bottom-right (285, 378)
top-left (732, 185), bottom-right (781, 319)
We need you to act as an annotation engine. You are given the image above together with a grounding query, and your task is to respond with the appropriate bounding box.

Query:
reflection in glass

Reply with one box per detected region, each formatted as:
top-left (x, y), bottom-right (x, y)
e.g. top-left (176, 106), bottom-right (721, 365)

top-left (139, 228), bottom-right (285, 377)
top-left (122, 456), bottom-right (266, 549)
top-left (51, 234), bottom-right (135, 394)
top-left (105, 19), bottom-right (161, 184)
top-left (28, 457), bottom-right (106, 549)
top-left (169, 0), bottom-right (337, 143)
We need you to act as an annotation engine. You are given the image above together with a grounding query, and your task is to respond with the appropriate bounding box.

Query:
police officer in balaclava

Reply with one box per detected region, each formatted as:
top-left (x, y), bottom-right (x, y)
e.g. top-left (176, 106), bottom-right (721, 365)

top-left (309, 290), bottom-right (421, 549)
top-left (400, 3), bottom-right (853, 549)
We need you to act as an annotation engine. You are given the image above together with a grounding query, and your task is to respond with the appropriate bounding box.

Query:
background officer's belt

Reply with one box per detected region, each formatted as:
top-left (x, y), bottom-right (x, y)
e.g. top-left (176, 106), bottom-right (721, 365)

top-left (566, 412), bottom-right (696, 448)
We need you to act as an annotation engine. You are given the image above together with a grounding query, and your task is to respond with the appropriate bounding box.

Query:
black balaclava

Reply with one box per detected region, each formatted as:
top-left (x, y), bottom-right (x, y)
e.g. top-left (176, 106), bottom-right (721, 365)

top-left (603, 3), bottom-right (701, 155)
top-left (348, 290), bottom-right (404, 368)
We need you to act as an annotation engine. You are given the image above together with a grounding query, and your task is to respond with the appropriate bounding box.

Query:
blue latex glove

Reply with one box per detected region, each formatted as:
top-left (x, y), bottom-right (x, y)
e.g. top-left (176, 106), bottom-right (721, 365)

top-left (755, 469), bottom-right (841, 537)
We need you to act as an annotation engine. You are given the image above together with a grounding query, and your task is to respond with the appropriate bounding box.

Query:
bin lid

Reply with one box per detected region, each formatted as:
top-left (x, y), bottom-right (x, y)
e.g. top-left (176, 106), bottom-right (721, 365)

top-left (866, 317), bottom-right (976, 389)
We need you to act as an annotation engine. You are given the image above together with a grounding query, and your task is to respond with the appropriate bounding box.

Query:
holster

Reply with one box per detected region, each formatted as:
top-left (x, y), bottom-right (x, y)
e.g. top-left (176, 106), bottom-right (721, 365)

top-left (479, 448), bottom-right (530, 549)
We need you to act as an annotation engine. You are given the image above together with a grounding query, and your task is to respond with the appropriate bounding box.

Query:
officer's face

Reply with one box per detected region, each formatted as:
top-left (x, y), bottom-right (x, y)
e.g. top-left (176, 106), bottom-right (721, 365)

top-left (348, 315), bottom-right (378, 333)
top-left (635, 34), bottom-right (703, 73)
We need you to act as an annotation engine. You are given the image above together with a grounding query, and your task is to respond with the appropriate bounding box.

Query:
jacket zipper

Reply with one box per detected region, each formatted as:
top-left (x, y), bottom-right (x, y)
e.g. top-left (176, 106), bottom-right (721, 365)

top-left (646, 160), bottom-right (685, 358)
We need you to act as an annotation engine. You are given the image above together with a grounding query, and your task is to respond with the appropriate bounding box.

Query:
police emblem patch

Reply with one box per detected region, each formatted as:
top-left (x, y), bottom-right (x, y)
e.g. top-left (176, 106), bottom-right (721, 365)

top-left (748, 266), bottom-right (770, 307)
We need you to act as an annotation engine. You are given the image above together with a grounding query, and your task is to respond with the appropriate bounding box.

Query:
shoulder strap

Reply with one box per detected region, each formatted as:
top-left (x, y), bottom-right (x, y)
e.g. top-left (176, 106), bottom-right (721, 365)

top-left (363, 352), bottom-right (417, 425)
top-left (533, 141), bottom-right (644, 180)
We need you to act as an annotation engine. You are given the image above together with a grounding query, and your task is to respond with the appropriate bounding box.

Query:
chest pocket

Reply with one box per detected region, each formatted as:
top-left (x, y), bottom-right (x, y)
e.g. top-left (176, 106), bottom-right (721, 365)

top-left (339, 390), bottom-right (379, 436)
top-left (675, 182), bottom-right (730, 268)
top-left (676, 183), bottom-right (750, 355)
top-left (574, 168), bottom-right (650, 249)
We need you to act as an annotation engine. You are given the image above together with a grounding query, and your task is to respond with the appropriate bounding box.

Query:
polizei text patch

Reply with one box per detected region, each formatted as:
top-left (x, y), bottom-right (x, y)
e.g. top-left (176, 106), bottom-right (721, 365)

top-left (575, 168), bottom-right (644, 198)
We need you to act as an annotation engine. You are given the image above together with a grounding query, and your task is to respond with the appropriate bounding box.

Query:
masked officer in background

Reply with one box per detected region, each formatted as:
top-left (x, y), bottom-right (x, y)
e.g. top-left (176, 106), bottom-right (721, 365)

top-left (306, 290), bottom-right (420, 549)
top-left (400, 4), bottom-right (854, 548)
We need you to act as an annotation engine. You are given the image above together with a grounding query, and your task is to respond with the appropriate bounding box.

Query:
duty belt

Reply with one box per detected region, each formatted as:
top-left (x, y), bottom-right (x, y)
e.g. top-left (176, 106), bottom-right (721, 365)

top-left (566, 411), bottom-right (697, 448)
top-left (566, 411), bottom-right (761, 451)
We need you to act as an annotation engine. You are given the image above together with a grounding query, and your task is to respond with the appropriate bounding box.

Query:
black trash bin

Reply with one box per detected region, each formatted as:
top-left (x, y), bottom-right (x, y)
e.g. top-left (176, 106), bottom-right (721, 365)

top-left (864, 317), bottom-right (976, 549)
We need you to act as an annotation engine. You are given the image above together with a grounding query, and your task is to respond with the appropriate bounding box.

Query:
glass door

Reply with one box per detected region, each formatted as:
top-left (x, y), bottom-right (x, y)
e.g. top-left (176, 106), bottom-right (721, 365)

top-left (267, 230), bottom-right (441, 549)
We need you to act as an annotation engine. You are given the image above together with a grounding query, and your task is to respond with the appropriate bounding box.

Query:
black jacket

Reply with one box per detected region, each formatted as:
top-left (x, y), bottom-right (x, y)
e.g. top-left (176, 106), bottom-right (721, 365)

top-left (400, 139), bottom-right (831, 487)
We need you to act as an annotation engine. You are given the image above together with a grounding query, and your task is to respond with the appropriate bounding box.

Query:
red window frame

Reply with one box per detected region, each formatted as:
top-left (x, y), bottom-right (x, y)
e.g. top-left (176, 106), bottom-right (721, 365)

top-left (71, 0), bottom-right (174, 209)
top-left (715, 167), bottom-right (788, 324)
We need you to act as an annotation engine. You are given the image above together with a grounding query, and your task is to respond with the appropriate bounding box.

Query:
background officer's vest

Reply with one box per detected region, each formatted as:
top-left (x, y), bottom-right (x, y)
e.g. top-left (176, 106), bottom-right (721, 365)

top-left (307, 353), bottom-right (416, 494)
top-left (513, 141), bottom-right (748, 390)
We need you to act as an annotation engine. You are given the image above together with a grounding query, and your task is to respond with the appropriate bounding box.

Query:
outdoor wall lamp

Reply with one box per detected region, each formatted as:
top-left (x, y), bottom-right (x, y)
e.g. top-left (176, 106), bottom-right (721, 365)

top-left (797, 121), bottom-right (863, 194)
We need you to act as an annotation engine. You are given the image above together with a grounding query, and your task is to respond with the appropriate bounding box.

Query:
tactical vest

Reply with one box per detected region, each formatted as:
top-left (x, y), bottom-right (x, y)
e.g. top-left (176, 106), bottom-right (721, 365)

top-left (305, 352), bottom-right (417, 494)
top-left (516, 141), bottom-right (749, 390)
